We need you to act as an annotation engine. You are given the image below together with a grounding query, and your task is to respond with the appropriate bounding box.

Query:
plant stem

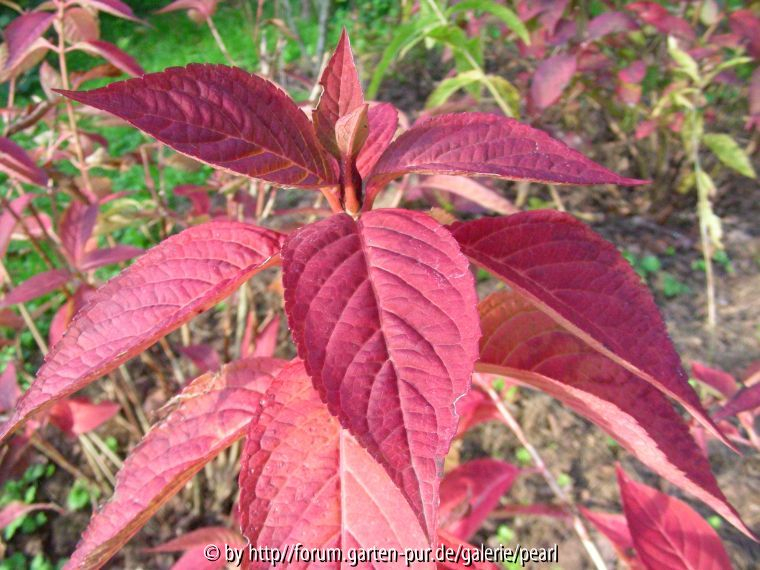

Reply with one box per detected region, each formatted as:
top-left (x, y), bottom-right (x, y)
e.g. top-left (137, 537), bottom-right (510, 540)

top-left (206, 16), bottom-right (236, 66)
top-left (473, 376), bottom-right (609, 570)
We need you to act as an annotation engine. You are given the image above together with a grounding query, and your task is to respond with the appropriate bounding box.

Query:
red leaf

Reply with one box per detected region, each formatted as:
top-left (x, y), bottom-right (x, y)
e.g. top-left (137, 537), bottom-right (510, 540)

top-left (580, 508), bottom-right (642, 567)
top-left (440, 459), bottom-right (520, 540)
top-left (147, 527), bottom-right (244, 570)
top-left (0, 501), bottom-right (62, 529)
top-left (174, 184), bottom-right (211, 216)
top-left (454, 384), bottom-right (500, 437)
top-left (530, 54), bottom-right (577, 111)
top-left (714, 384), bottom-right (760, 422)
top-left (74, 40), bottom-right (144, 77)
top-left (477, 290), bottom-right (756, 540)
top-left (48, 397), bottom-right (120, 437)
top-left (417, 175), bottom-right (518, 216)
top-left (178, 344), bottom-right (220, 374)
top-left (0, 221), bottom-right (282, 443)
top-left (57, 65), bottom-right (339, 188)
top-left (0, 309), bottom-right (23, 330)
top-left (67, 358), bottom-right (281, 569)
top-left (313, 29), bottom-right (365, 155)
top-left (691, 362), bottom-right (737, 398)
top-left (356, 102), bottom-right (398, 179)
top-left (80, 245), bottom-right (143, 271)
top-left (252, 313), bottom-right (280, 358)
top-left (239, 360), bottom-right (434, 565)
top-left (282, 210), bottom-right (479, 539)
top-left (451, 211), bottom-right (728, 448)
top-left (0, 268), bottom-right (71, 308)
top-left (586, 11), bottom-right (637, 41)
top-left (0, 194), bottom-right (33, 259)
top-left (626, 2), bottom-right (695, 41)
top-left (1, 12), bottom-right (54, 72)
top-left (0, 362), bottom-right (19, 414)
top-left (436, 532), bottom-right (500, 570)
top-left (365, 113), bottom-right (645, 205)
top-left (60, 201), bottom-right (98, 264)
top-left (729, 9), bottom-right (760, 59)
top-left (78, 0), bottom-right (146, 23)
top-left (616, 465), bottom-right (734, 570)
top-left (0, 137), bottom-right (48, 187)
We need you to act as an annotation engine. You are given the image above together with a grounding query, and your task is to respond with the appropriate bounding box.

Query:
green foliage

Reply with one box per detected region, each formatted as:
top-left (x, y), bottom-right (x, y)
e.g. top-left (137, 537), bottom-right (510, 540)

top-left (1, 463), bottom-right (55, 540)
top-left (703, 134), bottom-right (756, 179)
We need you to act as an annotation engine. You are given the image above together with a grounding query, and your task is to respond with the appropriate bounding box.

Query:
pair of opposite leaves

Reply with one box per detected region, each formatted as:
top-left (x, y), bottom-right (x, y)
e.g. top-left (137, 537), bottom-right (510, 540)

top-left (1, 29), bottom-right (755, 568)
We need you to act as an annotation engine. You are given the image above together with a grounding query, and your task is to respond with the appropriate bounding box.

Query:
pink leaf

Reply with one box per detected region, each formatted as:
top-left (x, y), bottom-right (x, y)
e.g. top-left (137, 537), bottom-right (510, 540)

top-left (48, 397), bottom-right (120, 437)
top-left (49, 285), bottom-right (94, 348)
top-left (0, 268), bottom-right (71, 308)
top-left (57, 65), bottom-right (339, 188)
top-left (0, 221), bottom-right (282, 443)
top-left (156, 0), bottom-right (221, 19)
top-left (80, 245), bottom-right (143, 271)
top-left (282, 210), bottom-right (479, 539)
top-left (78, 0), bottom-right (146, 24)
top-left (74, 40), bottom-right (145, 77)
top-left (580, 507), bottom-right (642, 567)
top-left (436, 532), bottom-right (500, 570)
top-left (691, 362), bottom-right (737, 398)
top-left (729, 9), bottom-right (760, 59)
top-left (174, 184), bottom-right (211, 216)
top-left (356, 102), bottom-right (398, 179)
top-left (440, 459), bottom-right (520, 540)
top-left (530, 54), bottom-right (577, 111)
top-left (1, 12), bottom-right (55, 72)
top-left (63, 7), bottom-right (101, 44)
top-left (454, 384), bottom-right (500, 437)
top-left (626, 2), bottom-right (695, 41)
top-left (0, 137), bottom-right (48, 187)
top-left (252, 313), bottom-right (280, 358)
top-left (417, 175), bottom-right (518, 216)
top-left (239, 359), bottom-right (434, 565)
top-left (366, 113), bottom-right (645, 205)
top-left (0, 362), bottom-right (19, 413)
top-left (476, 290), bottom-right (756, 540)
top-left (146, 526), bottom-right (244, 552)
top-left (0, 194), bottom-right (33, 259)
top-left (714, 384), bottom-right (760, 422)
top-left (60, 201), bottom-right (98, 264)
top-left (451, 211), bottom-right (728, 448)
top-left (619, 60), bottom-right (647, 84)
top-left (179, 344), bottom-right (220, 374)
top-left (616, 465), bottom-right (734, 570)
top-left (0, 309), bottom-right (23, 330)
top-left (586, 11), bottom-right (637, 41)
top-left (0, 501), bottom-right (62, 529)
top-left (66, 358), bottom-right (281, 569)
top-left (313, 29), bottom-right (365, 156)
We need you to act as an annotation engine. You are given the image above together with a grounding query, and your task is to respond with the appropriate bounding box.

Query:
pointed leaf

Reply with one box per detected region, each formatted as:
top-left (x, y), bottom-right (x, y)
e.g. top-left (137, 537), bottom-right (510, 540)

top-left (63, 7), bottom-right (101, 44)
top-left (48, 397), bottom-right (120, 437)
top-left (252, 314), bottom-right (280, 358)
top-left (66, 358), bottom-right (281, 569)
top-left (77, 0), bottom-right (146, 23)
top-left (73, 40), bottom-right (145, 78)
top-left (60, 201), bottom-right (99, 264)
top-left (1, 12), bottom-right (54, 72)
top-left (80, 245), bottom-right (143, 271)
top-left (239, 359), bottom-right (434, 565)
top-left (366, 113), bottom-right (645, 204)
top-left (314, 29), bottom-right (365, 155)
top-left (0, 501), bottom-right (62, 529)
top-left (418, 175), bottom-right (518, 215)
top-left (282, 209), bottom-right (479, 539)
top-left (477, 290), bottom-right (756, 539)
top-left (579, 508), bottom-right (642, 567)
top-left (703, 133), bottom-right (756, 179)
top-left (586, 12), bottom-right (637, 41)
top-left (356, 102), bottom-right (398, 179)
top-left (57, 65), bottom-right (338, 188)
top-left (0, 221), bottom-right (282, 443)
top-left (454, 384), bottom-right (500, 437)
top-left (0, 194), bottom-right (34, 258)
top-left (714, 384), bottom-right (760, 422)
top-left (178, 344), bottom-right (220, 374)
top-left (436, 532), bottom-right (501, 570)
top-left (691, 362), bottom-right (737, 398)
top-left (0, 136), bottom-right (48, 187)
top-left (0, 268), bottom-right (71, 308)
top-left (451, 210), bottom-right (727, 447)
top-left (530, 54), bottom-right (577, 111)
top-left (616, 465), bottom-right (734, 570)
top-left (440, 459), bottom-right (520, 540)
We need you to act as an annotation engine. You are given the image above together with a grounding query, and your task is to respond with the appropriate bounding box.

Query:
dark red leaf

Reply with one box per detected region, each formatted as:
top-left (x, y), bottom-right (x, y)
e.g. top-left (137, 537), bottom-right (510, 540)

top-left (477, 290), bottom-right (755, 539)
top-left (48, 397), bottom-right (120, 437)
top-left (1, 12), bottom-right (54, 72)
top-left (440, 459), bottom-right (520, 540)
top-left (49, 285), bottom-right (93, 348)
top-left (57, 65), bottom-right (339, 188)
top-left (67, 358), bottom-right (281, 569)
top-left (714, 384), bottom-right (760, 422)
top-left (282, 210), bottom-right (479, 539)
top-left (626, 2), bottom-right (695, 41)
top-left (617, 465), bottom-right (734, 570)
top-left (239, 359), bottom-right (434, 565)
top-left (313, 29), bottom-right (364, 155)
top-left (691, 362), bottom-right (737, 399)
top-left (80, 245), bottom-right (143, 271)
top-left (0, 268), bottom-right (71, 308)
top-left (0, 221), bottom-right (282, 443)
top-left (530, 54), bottom-right (577, 111)
top-left (0, 137), bottom-right (48, 187)
top-left (75, 40), bottom-right (145, 77)
top-left (451, 210), bottom-right (729, 448)
top-left (580, 507), bottom-right (642, 568)
top-left (586, 11), bottom-right (637, 41)
top-left (356, 102), bottom-right (398, 179)
top-left (60, 201), bottom-right (98, 264)
top-left (366, 113), bottom-right (645, 206)
top-left (729, 9), bottom-right (760, 59)
top-left (454, 384), bottom-right (500, 437)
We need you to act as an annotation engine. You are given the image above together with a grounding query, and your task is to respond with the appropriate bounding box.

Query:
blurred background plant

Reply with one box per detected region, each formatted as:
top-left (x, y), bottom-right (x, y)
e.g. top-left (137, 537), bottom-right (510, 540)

top-left (1, 1), bottom-right (758, 568)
